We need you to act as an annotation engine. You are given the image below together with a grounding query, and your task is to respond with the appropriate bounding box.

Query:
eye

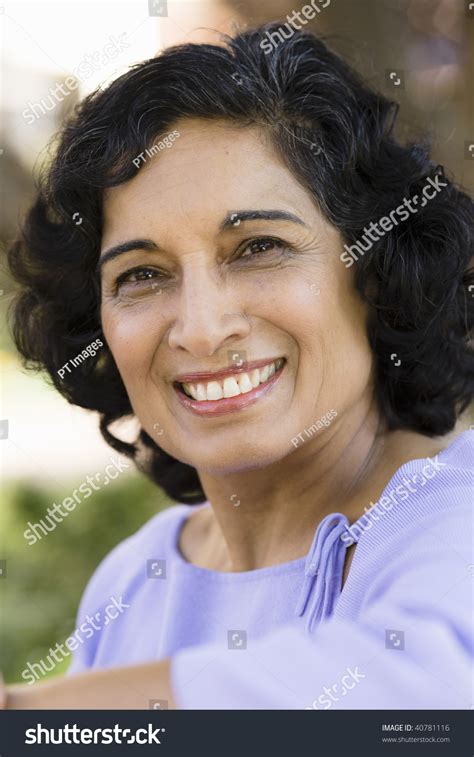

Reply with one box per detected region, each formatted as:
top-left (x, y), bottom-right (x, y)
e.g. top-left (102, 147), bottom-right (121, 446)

top-left (239, 237), bottom-right (288, 259)
top-left (115, 266), bottom-right (165, 290)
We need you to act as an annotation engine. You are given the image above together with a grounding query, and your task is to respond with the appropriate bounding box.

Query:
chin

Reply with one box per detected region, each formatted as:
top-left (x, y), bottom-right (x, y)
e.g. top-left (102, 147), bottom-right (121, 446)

top-left (185, 440), bottom-right (292, 476)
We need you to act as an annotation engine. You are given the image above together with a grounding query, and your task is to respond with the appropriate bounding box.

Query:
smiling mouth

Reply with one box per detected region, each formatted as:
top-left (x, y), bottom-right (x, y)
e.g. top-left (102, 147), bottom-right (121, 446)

top-left (173, 357), bottom-right (285, 415)
top-left (176, 357), bottom-right (285, 401)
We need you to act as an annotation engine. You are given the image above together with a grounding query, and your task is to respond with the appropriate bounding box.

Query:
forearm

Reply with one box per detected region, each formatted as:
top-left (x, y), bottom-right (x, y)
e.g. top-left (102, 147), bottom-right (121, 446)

top-left (6, 659), bottom-right (175, 710)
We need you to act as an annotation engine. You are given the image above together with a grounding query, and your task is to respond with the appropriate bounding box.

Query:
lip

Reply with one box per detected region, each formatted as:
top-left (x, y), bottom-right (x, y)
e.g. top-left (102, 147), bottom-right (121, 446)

top-left (174, 357), bottom-right (282, 384)
top-left (174, 360), bottom-right (285, 417)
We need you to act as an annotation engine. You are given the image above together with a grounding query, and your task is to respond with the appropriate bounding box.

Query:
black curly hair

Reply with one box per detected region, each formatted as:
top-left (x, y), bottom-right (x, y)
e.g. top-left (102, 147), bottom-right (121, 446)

top-left (7, 24), bottom-right (474, 504)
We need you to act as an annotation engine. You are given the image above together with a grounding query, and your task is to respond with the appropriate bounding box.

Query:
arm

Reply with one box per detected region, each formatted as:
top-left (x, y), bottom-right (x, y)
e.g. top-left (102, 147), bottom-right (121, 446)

top-left (6, 659), bottom-right (176, 710)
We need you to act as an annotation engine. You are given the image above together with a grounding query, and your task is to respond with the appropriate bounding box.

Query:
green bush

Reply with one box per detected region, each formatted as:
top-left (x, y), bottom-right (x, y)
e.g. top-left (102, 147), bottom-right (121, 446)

top-left (0, 473), bottom-right (171, 683)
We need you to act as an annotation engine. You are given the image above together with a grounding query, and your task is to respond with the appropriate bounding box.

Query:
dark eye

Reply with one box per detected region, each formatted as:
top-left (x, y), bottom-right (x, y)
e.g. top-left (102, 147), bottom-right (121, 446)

top-left (115, 266), bottom-right (164, 289)
top-left (240, 237), bottom-right (286, 258)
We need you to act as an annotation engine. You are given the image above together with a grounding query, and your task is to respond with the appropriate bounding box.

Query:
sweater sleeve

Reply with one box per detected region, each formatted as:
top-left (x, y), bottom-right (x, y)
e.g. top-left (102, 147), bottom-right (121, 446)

top-left (171, 503), bottom-right (473, 709)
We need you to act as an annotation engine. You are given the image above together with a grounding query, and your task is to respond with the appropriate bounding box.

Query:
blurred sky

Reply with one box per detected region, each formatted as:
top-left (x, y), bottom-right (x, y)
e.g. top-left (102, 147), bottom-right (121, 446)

top-left (3, 1), bottom-right (160, 85)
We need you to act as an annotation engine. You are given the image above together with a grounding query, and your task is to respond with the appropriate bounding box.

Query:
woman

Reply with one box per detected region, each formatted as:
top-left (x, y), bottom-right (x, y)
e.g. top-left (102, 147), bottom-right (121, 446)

top-left (5, 25), bottom-right (473, 709)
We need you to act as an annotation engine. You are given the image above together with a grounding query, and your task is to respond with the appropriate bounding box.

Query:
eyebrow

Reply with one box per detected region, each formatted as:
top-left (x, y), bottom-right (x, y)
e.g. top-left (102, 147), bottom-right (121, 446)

top-left (98, 239), bottom-right (160, 271)
top-left (98, 210), bottom-right (307, 271)
top-left (220, 209), bottom-right (307, 231)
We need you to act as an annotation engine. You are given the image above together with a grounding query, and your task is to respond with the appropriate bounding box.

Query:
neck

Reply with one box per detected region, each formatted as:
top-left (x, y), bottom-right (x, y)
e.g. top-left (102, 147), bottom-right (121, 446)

top-left (196, 400), bottom-right (395, 571)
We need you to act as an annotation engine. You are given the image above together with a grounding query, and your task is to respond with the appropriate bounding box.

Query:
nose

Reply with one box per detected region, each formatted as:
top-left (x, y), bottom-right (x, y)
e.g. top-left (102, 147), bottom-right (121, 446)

top-left (167, 264), bottom-right (250, 357)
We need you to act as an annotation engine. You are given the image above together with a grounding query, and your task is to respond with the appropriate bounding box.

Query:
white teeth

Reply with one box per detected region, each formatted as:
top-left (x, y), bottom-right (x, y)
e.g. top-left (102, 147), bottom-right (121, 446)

top-left (180, 359), bottom-right (284, 402)
top-left (206, 381), bottom-right (223, 401)
top-left (196, 383), bottom-right (207, 401)
top-left (223, 376), bottom-right (240, 397)
top-left (250, 369), bottom-right (260, 388)
top-left (238, 373), bottom-right (253, 393)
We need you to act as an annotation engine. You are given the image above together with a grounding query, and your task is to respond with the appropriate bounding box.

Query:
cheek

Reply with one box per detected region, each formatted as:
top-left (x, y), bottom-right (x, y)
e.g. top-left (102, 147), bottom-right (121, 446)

top-left (101, 304), bottom-right (163, 388)
top-left (312, 292), bottom-right (373, 404)
top-left (271, 267), bottom-right (372, 402)
top-left (246, 268), bottom-right (326, 331)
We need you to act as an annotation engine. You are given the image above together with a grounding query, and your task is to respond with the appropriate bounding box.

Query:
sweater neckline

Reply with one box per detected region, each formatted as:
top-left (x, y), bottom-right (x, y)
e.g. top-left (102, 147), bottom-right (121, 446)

top-left (170, 502), bottom-right (308, 580)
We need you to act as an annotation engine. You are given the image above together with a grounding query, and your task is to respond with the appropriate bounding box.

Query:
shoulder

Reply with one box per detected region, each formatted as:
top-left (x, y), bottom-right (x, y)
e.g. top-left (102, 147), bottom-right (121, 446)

top-left (353, 430), bottom-right (473, 553)
top-left (341, 432), bottom-right (473, 616)
top-left (400, 428), bottom-right (472, 518)
top-left (76, 504), bottom-right (192, 613)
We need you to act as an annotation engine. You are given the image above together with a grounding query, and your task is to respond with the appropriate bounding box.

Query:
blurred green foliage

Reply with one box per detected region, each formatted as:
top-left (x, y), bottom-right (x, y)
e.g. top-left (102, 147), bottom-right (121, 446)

top-left (0, 473), bottom-right (171, 683)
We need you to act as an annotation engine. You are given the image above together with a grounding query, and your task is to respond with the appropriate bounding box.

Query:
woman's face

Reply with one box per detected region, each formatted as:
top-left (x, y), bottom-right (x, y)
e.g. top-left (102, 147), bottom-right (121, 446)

top-left (100, 119), bottom-right (373, 474)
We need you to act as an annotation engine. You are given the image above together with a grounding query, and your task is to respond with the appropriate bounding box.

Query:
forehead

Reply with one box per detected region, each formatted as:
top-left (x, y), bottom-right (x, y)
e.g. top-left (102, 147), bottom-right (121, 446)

top-left (101, 119), bottom-right (317, 235)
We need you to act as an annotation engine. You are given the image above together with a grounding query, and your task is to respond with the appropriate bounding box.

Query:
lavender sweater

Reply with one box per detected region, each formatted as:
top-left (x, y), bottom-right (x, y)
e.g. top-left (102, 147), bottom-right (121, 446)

top-left (69, 431), bottom-right (473, 709)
